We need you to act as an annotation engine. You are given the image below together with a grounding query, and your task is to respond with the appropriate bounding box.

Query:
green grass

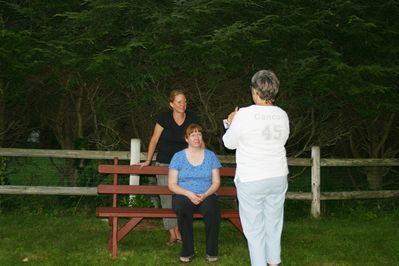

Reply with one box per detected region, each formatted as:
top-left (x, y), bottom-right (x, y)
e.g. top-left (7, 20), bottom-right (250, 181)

top-left (2, 157), bottom-right (399, 265)
top-left (284, 217), bottom-right (399, 265)
top-left (6, 157), bottom-right (65, 186)
top-left (0, 213), bottom-right (398, 266)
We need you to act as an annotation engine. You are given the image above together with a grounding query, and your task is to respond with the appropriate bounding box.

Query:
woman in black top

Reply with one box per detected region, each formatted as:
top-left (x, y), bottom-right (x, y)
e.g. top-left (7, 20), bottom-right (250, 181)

top-left (139, 89), bottom-right (199, 245)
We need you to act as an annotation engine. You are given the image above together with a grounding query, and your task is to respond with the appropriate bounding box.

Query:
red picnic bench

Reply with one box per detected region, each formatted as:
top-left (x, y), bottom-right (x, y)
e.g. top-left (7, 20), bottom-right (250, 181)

top-left (96, 158), bottom-right (242, 258)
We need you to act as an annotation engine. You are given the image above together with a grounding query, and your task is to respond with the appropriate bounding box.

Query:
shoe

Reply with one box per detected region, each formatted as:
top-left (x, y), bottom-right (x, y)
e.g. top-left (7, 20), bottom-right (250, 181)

top-left (166, 239), bottom-right (177, 246)
top-left (206, 254), bottom-right (218, 262)
top-left (166, 238), bottom-right (183, 246)
top-left (179, 255), bottom-right (194, 263)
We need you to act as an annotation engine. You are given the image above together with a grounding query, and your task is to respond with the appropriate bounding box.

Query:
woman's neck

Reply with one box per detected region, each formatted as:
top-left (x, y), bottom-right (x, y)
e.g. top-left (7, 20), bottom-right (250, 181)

top-left (173, 111), bottom-right (186, 125)
top-left (257, 102), bottom-right (273, 106)
top-left (255, 99), bottom-right (273, 106)
top-left (173, 109), bottom-right (185, 115)
top-left (252, 92), bottom-right (273, 106)
top-left (187, 146), bottom-right (203, 153)
top-left (185, 146), bottom-right (204, 165)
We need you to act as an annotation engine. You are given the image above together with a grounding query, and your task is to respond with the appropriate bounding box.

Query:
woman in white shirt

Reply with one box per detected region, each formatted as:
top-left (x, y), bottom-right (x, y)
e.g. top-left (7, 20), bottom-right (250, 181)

top-left (223, 70), bottom-right (289, 266)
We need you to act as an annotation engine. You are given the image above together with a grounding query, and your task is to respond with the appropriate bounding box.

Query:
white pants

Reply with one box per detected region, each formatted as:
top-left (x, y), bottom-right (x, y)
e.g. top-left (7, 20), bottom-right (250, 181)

top-left (235, 176), bottom-right (287, 266)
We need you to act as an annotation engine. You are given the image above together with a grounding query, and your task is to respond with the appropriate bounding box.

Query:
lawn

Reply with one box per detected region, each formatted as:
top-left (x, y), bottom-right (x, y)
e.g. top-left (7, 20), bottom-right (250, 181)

top-left (0, 213), bottom-right (398, 266)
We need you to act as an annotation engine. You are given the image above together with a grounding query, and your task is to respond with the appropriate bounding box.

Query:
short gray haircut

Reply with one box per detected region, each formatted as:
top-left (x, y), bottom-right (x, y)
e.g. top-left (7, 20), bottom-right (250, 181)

top-left (251, 70), bottom-right (280, 102)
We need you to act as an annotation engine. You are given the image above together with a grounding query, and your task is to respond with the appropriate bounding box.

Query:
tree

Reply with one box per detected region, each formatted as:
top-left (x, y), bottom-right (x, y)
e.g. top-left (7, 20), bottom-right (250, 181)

top-left (0, 0), bottom-right (397, 190)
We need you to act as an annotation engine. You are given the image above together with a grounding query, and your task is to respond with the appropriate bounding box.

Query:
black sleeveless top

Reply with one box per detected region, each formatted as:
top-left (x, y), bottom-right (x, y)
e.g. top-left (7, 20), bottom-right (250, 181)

top-left (156, 110), bottom-right (199, 164)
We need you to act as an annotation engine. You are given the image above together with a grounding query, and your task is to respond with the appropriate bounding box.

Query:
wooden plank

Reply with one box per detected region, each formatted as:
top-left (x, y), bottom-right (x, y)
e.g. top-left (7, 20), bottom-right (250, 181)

top-left (3, 186), bottom-right (394, 201)
top-left (111, 217), bottom-right (118, 259)
top-left (96, 207), bottom-right (240, 218)
top-left (2, 148), bottom-right (398, 166)
top-left (220, 157), bottom-right (311, 166)
top-left (0, 185), bottom-right (312, 199)
top-left (320, 190), bottom-right (399, 200)
top-left (0, 148), bottom-right (134, 160)
top-left (98, 185), bottom-right (171, 195)
top-left (0, 148), bottom-right (314, 166)
top-left (117, 218), bottom-right (143, 242)
top-left (217, 186), bottom-right (237, 196)
top-left (97, 185), bottom-right (311, 200)
top-left (286, 192), bottom-right (312, 200)
top-left (220, 167), bottom-right (236, 176)
top-left (311, 146), bottom-right (321, 218)
top-left (321, 158), bottom-right (399, 167)
top-left (228, 217), bottom-right (243, 233)
top-left (97, 185), bottom-right (237, 196)
top-left (288, 157), bottom-right (312, 166)
top-left (0, 185), bottom-right (96, 195)
top-left (0, 148), bottom-right (310, 166)
top-left (98, 165), bottom-right (168, 175)
top-left (98, 165), bottom-right (236, 176)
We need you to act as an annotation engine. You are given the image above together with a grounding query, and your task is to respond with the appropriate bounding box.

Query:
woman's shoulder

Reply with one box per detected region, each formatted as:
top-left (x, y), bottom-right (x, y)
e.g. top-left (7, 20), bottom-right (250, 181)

top-left (243, 105), bottom-right (287, 115)
top-left (204, 149), bottom-right (221, 167)
top-left (170, 149), bottom-right (186, 166)
top-left (271, 106), bottom-right (289, 118)
top-left (231, 106), bottom-right (253, 120)
top-left (156, 110), bottom-right (173, 124)
top-left (174, 149), bottom-right (186, 157)
top-left (236, 105), bottom-right (254, 113)
top-left (158, 109), bottom-right (172, 118)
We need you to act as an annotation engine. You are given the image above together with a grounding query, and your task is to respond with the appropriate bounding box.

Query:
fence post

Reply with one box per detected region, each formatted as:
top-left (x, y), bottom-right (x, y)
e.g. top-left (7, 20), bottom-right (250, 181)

top-left (311, 146), bottom-right (321, 218)
top-left (129, 139), bottom-right (140, 205)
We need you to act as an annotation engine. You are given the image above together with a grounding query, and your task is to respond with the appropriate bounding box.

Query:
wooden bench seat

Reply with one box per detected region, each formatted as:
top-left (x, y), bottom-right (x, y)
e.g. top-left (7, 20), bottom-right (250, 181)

top-left (96, 158), bottom-right (241, 258)
top-left (97, 207), bottom-right (241, 219)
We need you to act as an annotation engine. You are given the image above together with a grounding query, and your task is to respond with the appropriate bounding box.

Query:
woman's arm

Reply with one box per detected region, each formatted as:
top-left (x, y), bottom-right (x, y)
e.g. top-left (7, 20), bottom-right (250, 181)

top-left (168, 168), bottom-right (202, 205)
top-left (139, 123), bottom-right (163, 166)
top-left (199, 168), bottom-right (221, 201)
top-left (222, 109), bottom-right (240, 149)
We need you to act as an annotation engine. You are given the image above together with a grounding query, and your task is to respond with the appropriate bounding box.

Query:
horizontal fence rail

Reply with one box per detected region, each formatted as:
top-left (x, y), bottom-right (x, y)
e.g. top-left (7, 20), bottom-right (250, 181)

top-left (2, 148), bottom-right (399, 166)
top-left (1, 146), bottom-right (398, 218)
top-left (0, 186), bottom-right (97, 196)
top-left (0, 148), bottom-right (311, 165)
top-left (320, 158), bottom-right (399, 167)
top-left (0, 185), bottom-right (312, 200)
top-left (320, 190), bottom-right (399, 200)
top-left (0, 148), bottom-right (134, 160)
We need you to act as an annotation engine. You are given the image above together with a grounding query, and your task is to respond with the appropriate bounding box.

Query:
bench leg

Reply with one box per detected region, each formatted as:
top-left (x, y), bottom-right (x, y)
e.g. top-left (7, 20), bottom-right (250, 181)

top-left (107, 217), bottom-right (143, 259)
top-left (111, 217), bottom-right (118, 259)
top-left (118, 218), bottom-right (143, 242)
top-left (229, 218), bottom-right (243, 234)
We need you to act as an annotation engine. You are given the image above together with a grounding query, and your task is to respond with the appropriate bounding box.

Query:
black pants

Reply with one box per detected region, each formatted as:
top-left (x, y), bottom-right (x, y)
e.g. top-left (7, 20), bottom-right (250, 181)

top-left (172, 194), bottom-right (221, 257)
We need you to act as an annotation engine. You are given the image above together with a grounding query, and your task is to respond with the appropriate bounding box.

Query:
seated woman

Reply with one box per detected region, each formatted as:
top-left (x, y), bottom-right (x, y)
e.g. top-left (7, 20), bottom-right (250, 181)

top-left (168, 123), bottom-right (221, 263)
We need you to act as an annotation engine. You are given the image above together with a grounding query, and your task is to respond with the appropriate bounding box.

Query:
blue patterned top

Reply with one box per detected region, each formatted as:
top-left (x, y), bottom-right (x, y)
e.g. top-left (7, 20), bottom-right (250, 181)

top-left (169, 149), bottom-right (222, 194)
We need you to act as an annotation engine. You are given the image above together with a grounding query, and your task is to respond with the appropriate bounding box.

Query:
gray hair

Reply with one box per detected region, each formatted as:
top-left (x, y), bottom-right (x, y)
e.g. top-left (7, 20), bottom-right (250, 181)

top-left (251, 70), bottom-right (280, 102)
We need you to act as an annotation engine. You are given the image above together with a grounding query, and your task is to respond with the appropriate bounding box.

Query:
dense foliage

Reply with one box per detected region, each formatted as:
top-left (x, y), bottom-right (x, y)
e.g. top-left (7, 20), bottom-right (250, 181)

top-left (1, 0), bottom-right (398, 188)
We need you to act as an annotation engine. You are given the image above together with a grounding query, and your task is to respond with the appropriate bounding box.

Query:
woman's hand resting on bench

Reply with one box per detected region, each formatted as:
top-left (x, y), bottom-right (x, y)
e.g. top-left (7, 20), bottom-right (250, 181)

top-left (135, 160), bottom-right (151, 168)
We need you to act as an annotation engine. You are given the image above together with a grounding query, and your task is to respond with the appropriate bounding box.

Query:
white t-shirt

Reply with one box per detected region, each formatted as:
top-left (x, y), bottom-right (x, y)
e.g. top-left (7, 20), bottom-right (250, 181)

top-left (222, 105), bottom-right (289, 182)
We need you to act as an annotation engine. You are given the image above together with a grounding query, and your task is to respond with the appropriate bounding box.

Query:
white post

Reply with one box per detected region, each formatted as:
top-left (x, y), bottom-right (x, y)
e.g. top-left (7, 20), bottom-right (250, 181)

top-left (311, 146), bottom-right (321, 218)
top-left (129, 138), bottom-right (140, 205)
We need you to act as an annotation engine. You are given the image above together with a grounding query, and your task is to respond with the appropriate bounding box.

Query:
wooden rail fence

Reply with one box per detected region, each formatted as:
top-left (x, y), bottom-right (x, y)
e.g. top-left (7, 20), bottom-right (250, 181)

top-left (0, 145), bottom-right (398, 218)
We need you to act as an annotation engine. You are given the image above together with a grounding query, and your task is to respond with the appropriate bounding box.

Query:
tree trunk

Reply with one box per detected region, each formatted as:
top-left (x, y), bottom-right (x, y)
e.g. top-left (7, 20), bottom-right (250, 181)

top-left (365, 166), bottom-right (383, 190)
top-left (348, 114), bottom-right (397, 190)
top-left (53, 83), bottom-right (85, 186)
top-left (0, 80), bottom-right (7, 147)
